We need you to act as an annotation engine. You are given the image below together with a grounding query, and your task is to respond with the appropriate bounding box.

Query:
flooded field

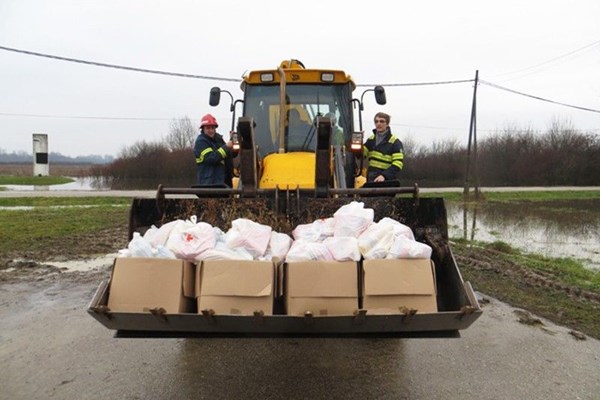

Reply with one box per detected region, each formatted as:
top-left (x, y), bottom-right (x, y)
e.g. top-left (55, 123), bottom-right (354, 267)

top-left (0, 176), bottom-right (192, 191)
top-left (1, 178), bottom-right (598, 271)
top-left (0, 177), bottom-right (106, 191)
top-left (446, 199), bottom-right (600, 270)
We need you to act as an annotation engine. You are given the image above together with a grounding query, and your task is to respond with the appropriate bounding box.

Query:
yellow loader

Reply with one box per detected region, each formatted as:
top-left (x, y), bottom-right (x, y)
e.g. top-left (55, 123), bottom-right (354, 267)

top-left (88, 60), bottom-right (481, 337)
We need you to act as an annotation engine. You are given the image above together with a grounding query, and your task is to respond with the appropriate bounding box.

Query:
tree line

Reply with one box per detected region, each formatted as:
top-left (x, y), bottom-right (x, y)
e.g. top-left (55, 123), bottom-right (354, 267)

top-left (404, 119), bottom-right (600, 186)
top-left (92, 117), bottom-right (600, 188)
top-left (0, 150), bottom-right (113, 164)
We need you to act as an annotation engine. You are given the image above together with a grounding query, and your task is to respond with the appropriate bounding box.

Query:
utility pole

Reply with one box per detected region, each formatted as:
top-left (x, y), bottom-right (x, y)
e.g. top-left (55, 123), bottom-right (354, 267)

top-left (463, 70), bottom-right (479, 200)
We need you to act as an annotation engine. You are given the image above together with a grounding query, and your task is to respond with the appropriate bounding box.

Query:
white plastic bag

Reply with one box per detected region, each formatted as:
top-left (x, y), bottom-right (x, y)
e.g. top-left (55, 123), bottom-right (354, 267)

top-left (225, 218), bottom-right (272, 258)
top-left (323, 236), bottom-right (361, 261)
top-left (147, 220), bottom-right (181, 248)
top-left (153, 245), bottom-right (177, 259)
top-left (285, 239), bottom-right (334, 262)
top-left (265, 231), bottom-right (293, 261)
top-left (333, 201), bottom-right (374, 237)
top-left (387, 236), bottom-right (432, 259)
top-left (127, 232), bottom-right (154, 258)
top-left (170, 222), bottom-right (217, 261)
top-left (378, 217), bottom-right (415, 240)
top-left (358, 223), bottom-right (394, 259)
top-left (165, 219), bottom-right (196, 252)
top-left (291, 218), bottom-right (332, 242)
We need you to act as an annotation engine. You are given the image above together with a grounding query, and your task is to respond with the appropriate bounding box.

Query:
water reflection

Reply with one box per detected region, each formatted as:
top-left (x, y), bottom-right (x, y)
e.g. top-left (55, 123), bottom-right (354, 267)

top-left (2, 177), bottom-right (108, 191)
top-left (447, 199), bottom-right (600, 270)
top-left (2, 177), bottom-right (194, 191)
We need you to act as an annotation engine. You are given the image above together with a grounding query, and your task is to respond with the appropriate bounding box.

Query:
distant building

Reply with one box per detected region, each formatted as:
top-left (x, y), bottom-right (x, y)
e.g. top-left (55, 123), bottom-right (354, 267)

top-left (32, 133), bottom-right (49, 176)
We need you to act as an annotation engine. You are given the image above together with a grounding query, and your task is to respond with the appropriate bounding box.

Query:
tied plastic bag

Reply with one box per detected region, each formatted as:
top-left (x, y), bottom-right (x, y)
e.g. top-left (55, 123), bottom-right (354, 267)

top-left (165, 219), bottom-right (197, 252)
top-left (154, 245), bottom-right (177, 259)
top-left (333, 201), bottom-right (374, 238)
top-left (127, 232), bottom-right (154, 258)
top-left (377, 217), bottom-right (415, 240)
top-left (358, 223), bottom-right (394, 259)
top-left (291, 218), bottom-right (333, 242)
top-left (145, 220), bottom-right (180, 248)
top-left (170, 222), bottom-right (218, 261)
top-left (387, 236), bottom-right (432, 259)
top-left (285, 239), bottom-right (334, 262)
top-left (323, 236), bottom-right (361, 261)
top-left (225, 218), bottom-right (272, 258)
top-left (265, 231), bottom-right (293, 261)
top-left (142, 225), bottom-right (159, 246)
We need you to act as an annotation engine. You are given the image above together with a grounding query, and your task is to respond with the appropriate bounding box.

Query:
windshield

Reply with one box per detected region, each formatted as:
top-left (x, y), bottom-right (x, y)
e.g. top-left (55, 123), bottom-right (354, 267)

top-left (243, 83), bottom-right (353, 157)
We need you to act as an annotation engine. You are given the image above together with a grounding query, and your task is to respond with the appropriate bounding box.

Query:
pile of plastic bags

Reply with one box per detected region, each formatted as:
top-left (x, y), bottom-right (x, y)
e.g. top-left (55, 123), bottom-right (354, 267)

top-left (119, 201), bottom-right (432, 262)
top-left (286, 201), bottom-right (431, 261)
top-left (121, 215), bottom-right (292, 262)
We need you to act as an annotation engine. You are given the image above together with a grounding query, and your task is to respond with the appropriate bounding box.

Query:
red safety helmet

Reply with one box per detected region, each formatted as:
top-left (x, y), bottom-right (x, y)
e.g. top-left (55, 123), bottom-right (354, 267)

top-left (200, 113), bottom-right (218, 128)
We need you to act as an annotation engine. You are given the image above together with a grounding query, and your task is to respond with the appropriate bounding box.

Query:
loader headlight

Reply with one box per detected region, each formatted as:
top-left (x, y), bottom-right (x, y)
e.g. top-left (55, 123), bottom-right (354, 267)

top-left (350, 132), bottom-right (364, 154)
top-left (260, 73), bottom-right (274, 82)
top-left (321, 73), bottom-right (335, 82)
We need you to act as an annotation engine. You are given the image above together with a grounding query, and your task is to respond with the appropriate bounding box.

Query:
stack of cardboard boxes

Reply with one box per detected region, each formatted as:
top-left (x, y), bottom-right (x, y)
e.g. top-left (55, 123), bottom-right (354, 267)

top-left (106, 256), bottom-right (437, 317)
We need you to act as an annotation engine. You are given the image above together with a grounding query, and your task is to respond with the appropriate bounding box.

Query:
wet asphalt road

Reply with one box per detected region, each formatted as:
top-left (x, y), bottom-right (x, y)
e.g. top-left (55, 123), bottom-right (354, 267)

top-left (1, 279), bottom-right (599, 400)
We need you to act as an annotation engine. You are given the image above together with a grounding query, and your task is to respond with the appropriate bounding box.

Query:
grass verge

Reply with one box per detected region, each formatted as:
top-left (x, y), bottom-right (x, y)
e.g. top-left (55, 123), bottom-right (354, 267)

top-left (0, 198), bottom-right (129, 256)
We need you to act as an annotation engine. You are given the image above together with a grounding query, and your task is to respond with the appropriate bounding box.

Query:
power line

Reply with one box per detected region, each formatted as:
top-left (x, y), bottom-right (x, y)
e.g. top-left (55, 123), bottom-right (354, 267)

top-left (480, 80), bottom-right (600, 114)
top-left (2, 45), bottom-right (598, 118)
top-left (0, 45), bottom-right (242, 82)
top-left (357, 78), bottom-right (474, 87)
top-left (0, 111), bottom-right (172, 121)
top-left (1, 44), bottom-right (475, 87)
top-left (489, 39), bottom-right (600, 80)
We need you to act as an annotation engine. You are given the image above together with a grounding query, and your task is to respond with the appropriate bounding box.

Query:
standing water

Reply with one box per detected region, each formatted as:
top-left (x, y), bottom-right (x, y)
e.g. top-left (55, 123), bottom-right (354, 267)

top-left (446, 199), bottom-right (600, 271)
top-left (1, 177), bottom-right (109, 191)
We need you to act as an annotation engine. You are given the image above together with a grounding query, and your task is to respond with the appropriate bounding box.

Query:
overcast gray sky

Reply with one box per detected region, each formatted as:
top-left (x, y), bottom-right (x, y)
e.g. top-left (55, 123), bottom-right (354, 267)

top-left (1, 0), bottom-right (599, 157)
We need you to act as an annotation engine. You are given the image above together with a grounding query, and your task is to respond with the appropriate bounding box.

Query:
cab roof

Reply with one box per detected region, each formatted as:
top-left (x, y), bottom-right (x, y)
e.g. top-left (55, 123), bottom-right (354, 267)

top-left (241, 59), bottom-right (356, 90)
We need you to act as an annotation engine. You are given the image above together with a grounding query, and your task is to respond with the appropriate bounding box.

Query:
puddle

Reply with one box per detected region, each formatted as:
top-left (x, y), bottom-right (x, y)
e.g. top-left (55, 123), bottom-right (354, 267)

top-left (48, 253), bottom-right (118, 272)
top-left (1, 177), bottom-right (107, 191)
top-left (1, 177), bottom-right (192, 191)
top-left (446, 199), bottom-right (600, 271)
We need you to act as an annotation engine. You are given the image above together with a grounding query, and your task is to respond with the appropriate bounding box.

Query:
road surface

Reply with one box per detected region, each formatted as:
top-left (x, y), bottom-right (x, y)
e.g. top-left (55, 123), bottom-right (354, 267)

top-left (1, 275), bottom-right (598, 400)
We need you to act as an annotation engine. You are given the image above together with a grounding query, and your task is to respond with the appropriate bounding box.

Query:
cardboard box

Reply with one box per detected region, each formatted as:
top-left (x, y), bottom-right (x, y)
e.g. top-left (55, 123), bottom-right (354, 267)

top-left (285, 261), bottom-right (359, 316)
top-left (107, 257), bottom-right (195, 313)
top-left (362, 259), bottom-right (437, 314)
top-left (196, 260), bottom-right (276, 315)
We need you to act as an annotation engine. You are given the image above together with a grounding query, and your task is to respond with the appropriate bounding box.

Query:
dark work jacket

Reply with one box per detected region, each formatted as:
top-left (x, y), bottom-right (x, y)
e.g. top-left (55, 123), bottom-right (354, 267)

top-left (193, 131), bottom-right (232, 186)
top-left (363, 128), bottom-right (404, 182)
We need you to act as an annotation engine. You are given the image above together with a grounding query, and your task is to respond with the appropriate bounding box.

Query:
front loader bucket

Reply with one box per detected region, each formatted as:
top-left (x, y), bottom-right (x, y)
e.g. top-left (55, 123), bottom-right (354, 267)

top-left (90, 185), bottom-right (482, 337)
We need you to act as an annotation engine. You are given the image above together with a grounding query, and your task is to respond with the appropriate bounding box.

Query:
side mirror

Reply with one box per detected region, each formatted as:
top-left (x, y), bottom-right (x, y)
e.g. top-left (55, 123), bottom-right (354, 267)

top-left (209, 87), bottom-right (221, 106)
top-left (374, 85), bottom-right (386, 105)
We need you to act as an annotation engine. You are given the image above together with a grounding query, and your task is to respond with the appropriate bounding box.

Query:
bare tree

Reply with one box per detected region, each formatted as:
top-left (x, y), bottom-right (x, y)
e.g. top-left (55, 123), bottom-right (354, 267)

top-left (165, 116), bottom-right (197, 151)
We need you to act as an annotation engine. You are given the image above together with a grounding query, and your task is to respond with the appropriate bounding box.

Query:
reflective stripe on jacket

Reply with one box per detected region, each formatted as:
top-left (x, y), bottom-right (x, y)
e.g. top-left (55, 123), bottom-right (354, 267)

top-left (193, 131), bottom-right (230, 185)
top-left (363, 129), bottom-right (404, 181)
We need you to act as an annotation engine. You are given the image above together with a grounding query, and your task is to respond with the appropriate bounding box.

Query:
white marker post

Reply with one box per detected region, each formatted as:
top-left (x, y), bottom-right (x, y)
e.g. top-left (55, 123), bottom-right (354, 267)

top-left (32, 133), bottom-right (49, 177)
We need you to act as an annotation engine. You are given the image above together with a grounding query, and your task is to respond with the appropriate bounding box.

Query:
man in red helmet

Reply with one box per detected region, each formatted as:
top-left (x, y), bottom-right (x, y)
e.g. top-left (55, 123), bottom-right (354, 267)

top-left (193, 114), bottom-right (234, 186)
